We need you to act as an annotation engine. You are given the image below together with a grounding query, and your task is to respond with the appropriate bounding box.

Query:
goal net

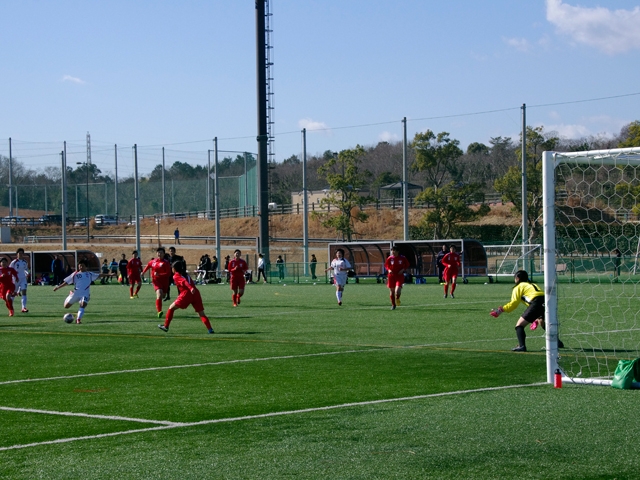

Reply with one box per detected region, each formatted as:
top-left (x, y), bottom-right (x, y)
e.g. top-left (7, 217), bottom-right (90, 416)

top-left (543, 147), bottom-right (640, 386)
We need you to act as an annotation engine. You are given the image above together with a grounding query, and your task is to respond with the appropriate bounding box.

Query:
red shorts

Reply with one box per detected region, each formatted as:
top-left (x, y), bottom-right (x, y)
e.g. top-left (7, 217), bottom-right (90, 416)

top-left (0, 284), bottom-right (14, 299)
top-left (387, 273), bottom-right (405, 288)
top-left (153, 279), bottom-right (170, 292)
top-left (230, 276), bottom-right (246, 290)
top-left (443, 269), bottom-right (458, 283)
top-left (129, 274), bottom-right (141, 284)
top-left (173, 289), bottom-right (204, 312)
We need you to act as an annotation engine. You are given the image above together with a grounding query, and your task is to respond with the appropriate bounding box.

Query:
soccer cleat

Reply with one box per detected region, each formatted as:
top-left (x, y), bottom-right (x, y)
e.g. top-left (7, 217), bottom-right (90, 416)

top-left (208, 328), bottom-right (214, 334)
top-left (338, 301), bottom-right (342, 306)
top-left (76, 318), bottom-right (81, 324)
top-left (21, 308), bottom-right (28, 313)
top-left (450, 293), bottom-right (455, 299)
top-left (444, 294), bottom-right (448, 298)
top-left (163, 295), bottom-right (170, 302)
top-left (511, 345), bottom-right (527, 352)
top-left (158, 324), bottom-right (169, 332)
top-left (396, 298), bottom-right (401, 306)
top-left (134, 294), bottom-right (139, 298)
top-left (391, 305), bottom-right (396, 310)
top-left (236, 297), bottom-right (241, 305)
top-left (130, 296), bottom-right (134, 299)
top-left (8, 310), bottom-right (14, 317)
top-left (157, 311), bottom-right (163, 318)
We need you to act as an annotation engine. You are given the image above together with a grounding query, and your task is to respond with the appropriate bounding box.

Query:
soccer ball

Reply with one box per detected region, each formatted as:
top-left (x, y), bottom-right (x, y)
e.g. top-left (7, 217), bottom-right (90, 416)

top-left (63, 313), bottom-right (74, 323)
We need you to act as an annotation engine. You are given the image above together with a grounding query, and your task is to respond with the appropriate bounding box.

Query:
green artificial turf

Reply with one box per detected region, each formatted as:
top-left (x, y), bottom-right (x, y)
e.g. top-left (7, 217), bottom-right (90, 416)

top-left (0, 280), bottom-right (637, 479)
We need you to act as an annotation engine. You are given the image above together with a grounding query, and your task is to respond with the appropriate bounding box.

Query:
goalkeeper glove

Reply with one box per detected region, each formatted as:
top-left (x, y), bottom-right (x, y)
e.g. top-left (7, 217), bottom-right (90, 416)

top-left (490, 306), bottom-right (504, 318)
top-left (530, 320), bottom-right (539, 331)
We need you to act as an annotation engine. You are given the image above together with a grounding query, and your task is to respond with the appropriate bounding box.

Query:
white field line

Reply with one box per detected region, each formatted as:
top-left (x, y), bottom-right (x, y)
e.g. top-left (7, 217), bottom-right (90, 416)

top-left (0, 334), bottom-right (539, 387)
top-left (0, 382), bottom-right (546, 452)
top-left (0, 406), bottom-right (183, 426)
top-left (4, 324), bottom-right (634, 388)
top-left (0, 349), bottom-right (379, 386)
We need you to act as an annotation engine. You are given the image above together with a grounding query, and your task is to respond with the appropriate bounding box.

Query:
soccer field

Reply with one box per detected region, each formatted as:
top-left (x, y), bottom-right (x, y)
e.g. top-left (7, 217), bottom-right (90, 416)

top-left (1, 281), bottom-right (638, 479)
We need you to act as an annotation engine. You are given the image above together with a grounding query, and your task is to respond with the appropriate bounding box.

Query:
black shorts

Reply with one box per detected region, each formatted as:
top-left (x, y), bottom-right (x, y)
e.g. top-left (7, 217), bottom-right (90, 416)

top-left (521, 296), bottom-right (545, 323)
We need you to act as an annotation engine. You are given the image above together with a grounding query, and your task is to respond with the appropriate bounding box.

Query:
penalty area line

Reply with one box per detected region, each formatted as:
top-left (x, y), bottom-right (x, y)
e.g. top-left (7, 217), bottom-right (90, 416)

top-left (0, 406), bottom-right (183, 427)
top-left (0, 349), bottom-right (382, 386)
top-left (0, 382), bottom-right (546, 452)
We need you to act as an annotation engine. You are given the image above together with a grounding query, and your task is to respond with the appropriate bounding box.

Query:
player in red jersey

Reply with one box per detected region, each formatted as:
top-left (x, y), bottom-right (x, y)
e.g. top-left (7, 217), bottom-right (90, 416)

top-left (441, 245), bottom-right (461, 298)
top-left (158, 261), bottom-right (214, 334)
top-left (384, 245), bottom-right (410, 310)
top-left (141, 247), bottom-right (172, 317)
top-left (228, 249), bottom-right (248, 306)
top-left (0, 257), bottom-right (18, 316)
top-left (127, 250), bottom-right (143, 299)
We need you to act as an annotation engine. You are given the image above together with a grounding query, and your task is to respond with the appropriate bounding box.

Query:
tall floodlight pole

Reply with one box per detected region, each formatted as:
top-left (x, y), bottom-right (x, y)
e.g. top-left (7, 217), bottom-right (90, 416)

top-left (521, 104), bottom-right (528, 270)
top-left (207, 150), bottom-right (211, 219)
top-left (8, 138), bottom-right (13, 217)
top-left (162, 147), bottom-right (166, 215)
top-left (402, 117), bottom-right (409, 241)
top-left (133, 145), bottom-right (141, 255)
top-left (256, 0), bottom-right (270, 260)
top-left (302, 129), bottom-right (309, 274)
top-left (214, 138), bottom-right (221, 264)
top-left (61, 146), bottom-right (68, 250)
top-left (244, 152), bottom-right (249, 217)
top-left (76, 162), bottom-right (90, 242)
top-left (114, 145), bottom-right (119, 221)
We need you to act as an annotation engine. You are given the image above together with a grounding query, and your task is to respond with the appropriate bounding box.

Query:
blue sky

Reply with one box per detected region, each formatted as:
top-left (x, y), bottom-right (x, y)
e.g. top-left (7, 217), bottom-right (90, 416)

top-left (2, 0), bottom-right (639, 177)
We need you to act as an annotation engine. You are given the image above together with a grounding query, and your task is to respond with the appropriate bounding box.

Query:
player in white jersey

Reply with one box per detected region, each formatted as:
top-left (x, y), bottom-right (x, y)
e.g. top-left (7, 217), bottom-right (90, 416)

top-left (9, 248), bottom-right (29, 313)
top-left (53, 259), bottom-right (105, 324)
top-left (324, 248), bottom-right (352, 306)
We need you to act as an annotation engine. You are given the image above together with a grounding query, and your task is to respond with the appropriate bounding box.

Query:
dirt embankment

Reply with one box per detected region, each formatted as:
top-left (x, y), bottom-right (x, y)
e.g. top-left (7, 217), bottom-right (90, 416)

top-left (2, 204), bottom-right (516, 265)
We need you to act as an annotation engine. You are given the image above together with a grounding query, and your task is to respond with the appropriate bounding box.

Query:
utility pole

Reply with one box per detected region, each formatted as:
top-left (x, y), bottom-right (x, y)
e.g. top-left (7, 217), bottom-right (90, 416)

top-left (521, 104), bottom-right (528, 270)
top-left (114, 145), bottom-right (119, 220)
top-left (61, 145), bottom-right (67, 250)
top-left (302, 129), bottom-right (309, 274)
top-left (8, 138), bottom-right (13, 217)
top-left (402, 117), bottom-right (409, 241)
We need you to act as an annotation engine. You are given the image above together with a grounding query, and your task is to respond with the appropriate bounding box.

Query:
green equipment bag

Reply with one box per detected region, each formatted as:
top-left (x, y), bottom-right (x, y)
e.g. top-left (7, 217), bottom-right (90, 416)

top-left (611, 358), bottom-right (640, 389)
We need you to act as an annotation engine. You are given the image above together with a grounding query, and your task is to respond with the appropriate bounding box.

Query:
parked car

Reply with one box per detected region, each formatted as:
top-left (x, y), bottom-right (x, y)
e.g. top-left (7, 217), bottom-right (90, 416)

top-left (94, 214), bottom-right (118, 226)
top-left (39, 214), bottom-right (64, 226)
top-left (1, 215), bottom-right (25, 225)
top-left (74, 218), bottom-right (88, 227)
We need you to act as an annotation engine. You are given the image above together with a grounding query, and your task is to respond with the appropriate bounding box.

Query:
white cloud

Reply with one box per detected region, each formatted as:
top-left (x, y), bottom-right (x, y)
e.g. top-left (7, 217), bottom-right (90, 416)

top-left (542, 113), bottom-right (629, 139)
top-left (378, 131), bottom-right (399, 143)
top-left (546, 0), bottom-right (640, 54)
top-left (61, 75), bottom-right (85, 84)
top-left (298, 118), bottom-right (330, 132)
top-left (545, 123), bottom-right (591, 138)
top-left (503, 37), bottom-right (531, 52)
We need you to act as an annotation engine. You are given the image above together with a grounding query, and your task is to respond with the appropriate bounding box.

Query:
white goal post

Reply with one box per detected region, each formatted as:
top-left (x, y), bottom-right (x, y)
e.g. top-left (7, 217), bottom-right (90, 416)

top-left (543, 146), bottom-right (640, 386)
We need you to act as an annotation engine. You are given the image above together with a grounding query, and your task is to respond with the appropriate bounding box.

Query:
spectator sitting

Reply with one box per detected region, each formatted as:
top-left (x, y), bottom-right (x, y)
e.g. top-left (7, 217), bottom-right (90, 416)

top-left (196, 254), bottom-right (212, 284)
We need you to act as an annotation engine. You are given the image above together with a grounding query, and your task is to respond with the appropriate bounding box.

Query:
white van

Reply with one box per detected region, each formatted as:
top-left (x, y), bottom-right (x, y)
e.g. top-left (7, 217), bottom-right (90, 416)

top-left (94, 215), bottom-right (118, 226)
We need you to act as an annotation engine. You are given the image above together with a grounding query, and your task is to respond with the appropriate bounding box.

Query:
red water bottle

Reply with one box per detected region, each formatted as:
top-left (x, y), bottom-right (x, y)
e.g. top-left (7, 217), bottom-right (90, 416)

top-left (554, 369), bottom-right (562, 388)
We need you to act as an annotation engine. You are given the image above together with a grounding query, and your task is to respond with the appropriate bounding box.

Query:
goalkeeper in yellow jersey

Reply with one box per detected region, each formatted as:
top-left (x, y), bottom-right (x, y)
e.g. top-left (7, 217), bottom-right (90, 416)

top-left (490, 270), bottom-right (564, 352)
